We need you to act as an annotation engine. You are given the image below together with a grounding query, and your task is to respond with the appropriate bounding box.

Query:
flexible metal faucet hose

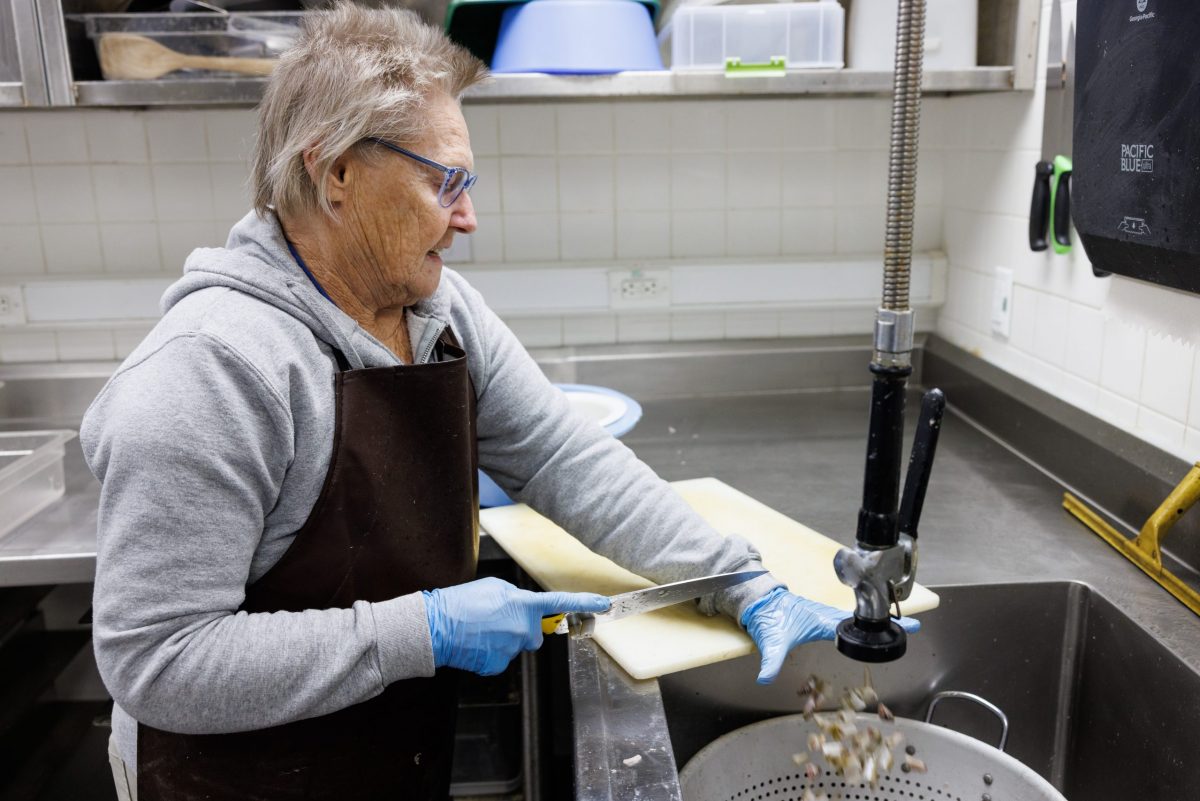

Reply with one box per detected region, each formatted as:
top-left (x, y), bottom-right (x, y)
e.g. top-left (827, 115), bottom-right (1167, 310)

top-left (882, 0), bottom-right (925, 314)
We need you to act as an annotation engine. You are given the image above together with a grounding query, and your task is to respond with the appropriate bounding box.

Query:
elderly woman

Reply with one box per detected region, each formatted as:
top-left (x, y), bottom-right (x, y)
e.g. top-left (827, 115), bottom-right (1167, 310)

top-left (82, 5), bottom-right (915, 800)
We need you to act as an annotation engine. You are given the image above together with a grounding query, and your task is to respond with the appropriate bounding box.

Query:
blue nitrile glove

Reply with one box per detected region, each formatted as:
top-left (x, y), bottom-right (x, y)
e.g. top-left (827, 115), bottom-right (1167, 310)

top-left (740, 587), bottom-right (921, 684)
top-left (423, 577), bottom-right (611, 676)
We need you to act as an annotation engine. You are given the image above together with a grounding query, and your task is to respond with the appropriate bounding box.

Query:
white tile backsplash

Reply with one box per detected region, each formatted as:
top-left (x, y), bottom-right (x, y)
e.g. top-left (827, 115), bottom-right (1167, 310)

top-left (670, 154), bottom-right (725, 211)
top-left (92, 165), bottom-right (156, 223)
top-left (557, 156), bottom-right (613, 213)
top-left (616, 211), bottom-right (671, 259)
top-left (614, 103), bottom-right (670, 153)
top-left (1099, 317), bottom-right (1147, 401)
top-left (500, 157), bottom-right (557, 213)
top-left (671, 210), bottom-right (725, 258)
top-left (726, 209), bottom-right (781, 258)
top-left (725, 100), bottom-right (795, 151)
top-left (463, 106), bottom-right (500, 156)
top-left (563, 314), bottom-right (616, 345)
top-left (617, 313), bottom-right (671, 343)
top-left (780, 208), bottom-right (836, 255)
top-left (471, 157), bottom-right (502, 214)
top-left (470, 215), bottom-right (505, 262)
top-left (726, 152), bottom-right (781, 210)
top-left (0, 115), bottom-right (28, 165)
top-left (788, 101), bottom-right (837, 150)
top-left (1033, 292), bottom-right (1070, 368)
top-left (0, 331), bottom-right (57, 362)
top-left (1137, 406), bottom-right (1186, 453)
top-left (556, 106), bottom-right (614, 154)
top-left (153, 164), bottom-right (213, 221)
top-left (146, 112), bottom-right (209, 163)
top-left (33, 166), bottom-right (96, 223)
top-left (780, 151), bottom-right (837, 208)
top-left (669, 103), bottom-right (725, 152)
top-left (670, 311), bottom-right (719, 341)
top-left (834, 150), bottom-right (888, 207)
top-left (158, 221), bottom-right (217, 270)
top-left (504, 316), bottom-right (562, 347)
top-left (833, 100), bottom-right (891, 151)
top-left (25, 113), bottom-right (89, 164)
top-left (42, 224), bottom-right (103, 274)
top-left (0, 167), bottom-right (37, 225)
top-left (100, 223), bottom-right (162, 273)
top-left (56, 329), bottom-right (117, 361)
top-left (1140, 334), bottom-right (1195, 423)
top-left (725, 311), bottom-right (779, 339)
top-left (503, 214), bottom-right (558, 262)
top-left (498, 106), bottom-right (556, 155)
top-left (0, 226), bottom-right (44, 274)
top-left (559, 212), bottom-right (614, 261)
top-left (615, 155), bottom-right (670, 211)
top-left (210, 163), bottom-right (252, 222)
top-left (85, 112), bottom-right (148, 164)
top-left (834, 205), bottom-right (885, 254)
top-left (204, 110), bottom-right (255, 163)
top-left (1064, 303), bottom-right (1105, 383)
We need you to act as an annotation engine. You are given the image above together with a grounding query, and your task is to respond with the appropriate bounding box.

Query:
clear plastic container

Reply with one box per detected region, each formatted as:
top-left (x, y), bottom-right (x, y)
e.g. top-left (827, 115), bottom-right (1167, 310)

top-left (667, 1), bottom-right (845, 72)
top-left (0, 430), bottom-right (76, 541)
top-left (80, 12), bottom-right (304, 79)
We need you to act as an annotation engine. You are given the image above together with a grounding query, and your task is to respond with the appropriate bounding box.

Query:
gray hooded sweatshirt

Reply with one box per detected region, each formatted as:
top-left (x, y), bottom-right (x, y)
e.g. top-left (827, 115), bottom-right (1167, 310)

top-left (82, 210), bottom-right (782, 768)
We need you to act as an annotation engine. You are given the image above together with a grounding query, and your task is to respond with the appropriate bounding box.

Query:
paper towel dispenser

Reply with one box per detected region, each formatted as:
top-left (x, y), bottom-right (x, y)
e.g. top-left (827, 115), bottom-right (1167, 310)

top-left (1073, 0), bottom-right (1200, 294)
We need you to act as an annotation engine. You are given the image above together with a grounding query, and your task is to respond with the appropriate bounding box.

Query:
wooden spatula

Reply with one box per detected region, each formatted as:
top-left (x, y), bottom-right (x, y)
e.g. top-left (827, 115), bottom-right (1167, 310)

top-left (98, 33), bottom-right (277, 80)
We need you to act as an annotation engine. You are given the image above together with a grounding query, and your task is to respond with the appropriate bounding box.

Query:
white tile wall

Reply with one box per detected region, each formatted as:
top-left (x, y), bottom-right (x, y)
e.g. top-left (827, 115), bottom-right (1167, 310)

top-left (0, 94), bottom-right (940, 362)
top-left (935, 0), bottom-right (1200, 462)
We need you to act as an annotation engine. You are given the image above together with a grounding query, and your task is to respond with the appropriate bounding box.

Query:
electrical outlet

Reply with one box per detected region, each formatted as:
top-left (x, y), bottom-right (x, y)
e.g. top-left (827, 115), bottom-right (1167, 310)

top-left (609, 269), bottom-right (670, 309)
top-left (0, 286), bottom-right (26, 327)
top-left (991, 267), bottom-right (1013, 338)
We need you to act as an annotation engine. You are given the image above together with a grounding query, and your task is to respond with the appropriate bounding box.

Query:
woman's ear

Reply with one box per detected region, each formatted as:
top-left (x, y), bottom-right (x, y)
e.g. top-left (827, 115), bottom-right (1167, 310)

top-left (303, 145), bottom-right (353, 205)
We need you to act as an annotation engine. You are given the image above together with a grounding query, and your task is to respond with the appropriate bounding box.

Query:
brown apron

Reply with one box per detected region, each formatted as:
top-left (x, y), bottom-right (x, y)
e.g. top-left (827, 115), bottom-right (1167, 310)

top-left (137, 329), bottom-right (479, 801)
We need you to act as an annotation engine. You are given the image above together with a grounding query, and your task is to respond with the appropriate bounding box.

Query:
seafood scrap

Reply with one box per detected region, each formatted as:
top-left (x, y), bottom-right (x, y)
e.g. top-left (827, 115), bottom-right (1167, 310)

top-left (792, 668), bottom-right (925, 790)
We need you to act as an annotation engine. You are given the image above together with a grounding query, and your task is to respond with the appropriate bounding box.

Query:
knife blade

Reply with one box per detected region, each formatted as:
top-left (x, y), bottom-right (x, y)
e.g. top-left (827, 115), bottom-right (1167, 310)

top-left (542, 569), bottom-right (768, 637)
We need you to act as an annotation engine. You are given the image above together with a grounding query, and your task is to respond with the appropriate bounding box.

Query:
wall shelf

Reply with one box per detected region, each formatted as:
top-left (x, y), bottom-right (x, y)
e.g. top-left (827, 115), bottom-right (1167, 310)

top-left (70, 67), bottom-right (1016, 107)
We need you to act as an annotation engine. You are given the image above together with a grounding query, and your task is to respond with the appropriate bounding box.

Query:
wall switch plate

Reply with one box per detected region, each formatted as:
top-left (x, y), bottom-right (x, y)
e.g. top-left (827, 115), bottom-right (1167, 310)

top-left (609, 269), bottom-right (670, 309)
top-left (0, 286), bottom-right (27, 327)
top-left (991, 267), bottom-right (1013, 338)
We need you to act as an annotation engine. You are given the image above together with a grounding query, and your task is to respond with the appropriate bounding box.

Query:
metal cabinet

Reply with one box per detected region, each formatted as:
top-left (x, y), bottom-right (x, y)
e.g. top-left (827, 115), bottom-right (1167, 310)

top-left (1, 0), bottom-right (50, 106)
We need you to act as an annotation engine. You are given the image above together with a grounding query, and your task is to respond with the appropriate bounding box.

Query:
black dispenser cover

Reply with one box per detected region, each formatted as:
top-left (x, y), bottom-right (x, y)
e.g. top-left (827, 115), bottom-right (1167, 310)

top-left (1073, 0), bottom-right (1200, 294)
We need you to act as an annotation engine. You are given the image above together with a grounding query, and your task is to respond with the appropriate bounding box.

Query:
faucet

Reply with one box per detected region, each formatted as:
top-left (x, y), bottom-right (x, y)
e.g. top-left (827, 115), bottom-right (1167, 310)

top-left (833, 0), bottom-right (945, 663)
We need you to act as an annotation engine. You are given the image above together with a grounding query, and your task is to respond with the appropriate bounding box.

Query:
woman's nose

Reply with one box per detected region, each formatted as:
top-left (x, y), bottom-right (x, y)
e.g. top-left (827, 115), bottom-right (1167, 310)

top-left (451, 191), bottom-right (477, 234)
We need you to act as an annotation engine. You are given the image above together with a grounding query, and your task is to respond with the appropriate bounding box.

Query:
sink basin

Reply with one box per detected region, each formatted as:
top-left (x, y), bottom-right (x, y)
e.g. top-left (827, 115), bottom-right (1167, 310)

top-left (659, 582), bottom-right (1200, 801)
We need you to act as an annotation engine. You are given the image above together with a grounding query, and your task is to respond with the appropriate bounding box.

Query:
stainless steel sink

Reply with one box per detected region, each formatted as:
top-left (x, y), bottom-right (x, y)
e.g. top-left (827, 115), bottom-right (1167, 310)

top-left (659, 582), bottom-right (1200, 801)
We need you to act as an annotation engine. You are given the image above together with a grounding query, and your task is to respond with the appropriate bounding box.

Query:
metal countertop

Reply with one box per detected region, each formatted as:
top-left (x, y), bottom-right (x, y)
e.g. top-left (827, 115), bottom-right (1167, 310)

top-left (1, 339), bottom-right (1199, 801)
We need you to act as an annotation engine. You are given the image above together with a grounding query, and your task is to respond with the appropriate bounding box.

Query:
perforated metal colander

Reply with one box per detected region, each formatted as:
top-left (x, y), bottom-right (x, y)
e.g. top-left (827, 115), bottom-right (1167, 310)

top-left (679, 692), bottom-right (1065, 801)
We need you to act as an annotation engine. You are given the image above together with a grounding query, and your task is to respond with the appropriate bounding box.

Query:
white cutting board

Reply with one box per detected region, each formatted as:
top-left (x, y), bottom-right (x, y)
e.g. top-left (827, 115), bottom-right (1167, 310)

top-left (480, 477), bottom-right (939, 679)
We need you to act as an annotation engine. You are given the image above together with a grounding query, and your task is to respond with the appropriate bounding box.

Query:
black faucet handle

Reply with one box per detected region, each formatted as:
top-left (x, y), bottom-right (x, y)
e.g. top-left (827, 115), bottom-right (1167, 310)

top-left (898, 388), bottom-right (946, 540)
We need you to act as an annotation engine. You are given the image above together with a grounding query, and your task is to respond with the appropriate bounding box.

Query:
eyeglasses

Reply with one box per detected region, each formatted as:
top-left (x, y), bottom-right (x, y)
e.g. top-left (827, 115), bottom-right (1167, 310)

top-left (364, 137), bottom-right (478, 208)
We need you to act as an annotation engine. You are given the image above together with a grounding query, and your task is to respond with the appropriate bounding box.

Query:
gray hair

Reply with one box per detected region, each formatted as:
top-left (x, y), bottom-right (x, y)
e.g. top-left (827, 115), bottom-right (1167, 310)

top-left (251, 2), bottom-right (488, 219)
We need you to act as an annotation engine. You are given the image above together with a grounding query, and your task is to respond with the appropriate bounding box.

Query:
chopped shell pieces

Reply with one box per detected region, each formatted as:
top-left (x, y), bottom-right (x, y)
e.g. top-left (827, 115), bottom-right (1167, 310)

top-left (790, 668), bottom-right (928, 790)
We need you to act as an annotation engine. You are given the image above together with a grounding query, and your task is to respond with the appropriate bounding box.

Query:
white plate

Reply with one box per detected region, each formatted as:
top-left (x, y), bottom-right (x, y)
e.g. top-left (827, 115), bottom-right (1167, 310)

top-left (563, 390), bottom-right (626, 428)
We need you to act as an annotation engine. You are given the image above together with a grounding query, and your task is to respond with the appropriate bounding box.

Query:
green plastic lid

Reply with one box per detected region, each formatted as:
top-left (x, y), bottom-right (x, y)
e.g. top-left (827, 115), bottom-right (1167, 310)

top-left (445, 0), bottom-right (661, 67)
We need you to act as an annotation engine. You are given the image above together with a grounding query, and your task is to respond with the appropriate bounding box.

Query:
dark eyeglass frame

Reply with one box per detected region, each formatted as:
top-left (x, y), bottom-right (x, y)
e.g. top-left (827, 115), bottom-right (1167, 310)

top-left (364, 137), bottom-right (478, 208)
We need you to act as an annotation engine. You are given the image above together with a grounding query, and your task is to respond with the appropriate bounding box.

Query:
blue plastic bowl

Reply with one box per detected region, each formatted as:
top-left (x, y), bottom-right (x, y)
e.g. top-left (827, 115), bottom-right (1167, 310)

top-left (478, 384), bottom-right (643, 508)
top-left (491, 0), bottom-right (664, 74)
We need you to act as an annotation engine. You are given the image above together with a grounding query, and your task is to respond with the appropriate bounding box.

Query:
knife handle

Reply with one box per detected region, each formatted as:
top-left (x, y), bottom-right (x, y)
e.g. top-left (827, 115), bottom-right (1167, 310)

top-left (1029, 160), bottom-right (1054, 252)
top-left (1051, 155), bottom-right (1073, 254)
top-left (541, 613), bottom-right (565, 634)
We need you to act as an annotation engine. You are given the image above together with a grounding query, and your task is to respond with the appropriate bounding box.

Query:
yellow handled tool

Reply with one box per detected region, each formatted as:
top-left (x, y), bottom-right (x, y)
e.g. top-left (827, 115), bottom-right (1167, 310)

top-left (1064, 462), bottom-right (1200, 616)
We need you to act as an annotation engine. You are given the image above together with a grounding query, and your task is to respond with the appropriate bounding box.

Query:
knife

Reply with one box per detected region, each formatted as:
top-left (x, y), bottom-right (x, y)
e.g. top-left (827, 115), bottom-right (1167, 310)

top-left (1029, 0), bottom-right (1074, 256)
top-left (541, 569), bottom-right (768, 638)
